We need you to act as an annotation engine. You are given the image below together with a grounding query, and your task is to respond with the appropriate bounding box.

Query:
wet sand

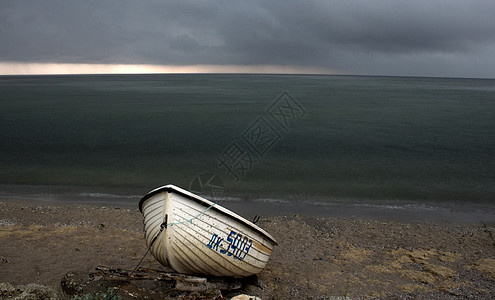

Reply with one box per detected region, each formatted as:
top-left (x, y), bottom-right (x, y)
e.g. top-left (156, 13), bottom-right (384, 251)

top-left (1, 199), bottom-right (495, 299)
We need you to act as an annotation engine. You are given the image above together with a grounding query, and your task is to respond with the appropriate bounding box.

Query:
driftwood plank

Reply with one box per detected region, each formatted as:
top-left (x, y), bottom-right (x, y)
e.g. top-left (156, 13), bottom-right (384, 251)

top-left (93, 266), bottom-right (242, 292)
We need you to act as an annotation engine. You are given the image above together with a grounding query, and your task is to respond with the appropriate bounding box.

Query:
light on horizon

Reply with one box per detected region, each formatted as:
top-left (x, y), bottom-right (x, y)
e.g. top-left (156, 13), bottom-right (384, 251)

top-left (0, 62), bottom-right (337, 75)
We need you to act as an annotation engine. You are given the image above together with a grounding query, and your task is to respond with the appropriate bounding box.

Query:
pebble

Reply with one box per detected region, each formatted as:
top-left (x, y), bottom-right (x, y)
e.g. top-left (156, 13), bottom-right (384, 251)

top-left (231, 294), bottom-right (262, 300)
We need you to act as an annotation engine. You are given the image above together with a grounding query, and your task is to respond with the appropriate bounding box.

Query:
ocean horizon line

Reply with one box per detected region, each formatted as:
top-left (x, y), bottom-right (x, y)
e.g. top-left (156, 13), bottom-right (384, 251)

top-left (1, 72), bottom-right (495, 80)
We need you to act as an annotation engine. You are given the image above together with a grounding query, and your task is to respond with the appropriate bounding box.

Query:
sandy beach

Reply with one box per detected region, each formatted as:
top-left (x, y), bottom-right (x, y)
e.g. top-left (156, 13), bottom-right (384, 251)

top-left (1, 199), bottom-right (495, 299)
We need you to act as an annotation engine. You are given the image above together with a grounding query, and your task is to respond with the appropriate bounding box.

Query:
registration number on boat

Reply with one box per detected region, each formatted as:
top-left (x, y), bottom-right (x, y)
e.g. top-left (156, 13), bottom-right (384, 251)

top-left (206, 230), bottom-right (252, 260)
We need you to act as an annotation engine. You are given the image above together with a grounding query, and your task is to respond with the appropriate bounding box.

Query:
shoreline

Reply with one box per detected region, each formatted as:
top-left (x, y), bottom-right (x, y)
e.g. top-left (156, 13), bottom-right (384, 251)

top-left (1, 184), bottom-right (494, 224)
top-left (1, 198), bottom-right (495, 299)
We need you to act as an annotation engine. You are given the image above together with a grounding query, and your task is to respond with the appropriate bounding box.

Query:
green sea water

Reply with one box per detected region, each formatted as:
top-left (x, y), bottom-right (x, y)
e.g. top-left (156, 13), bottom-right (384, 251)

top-left (1, 74), bottom-right (494, 207)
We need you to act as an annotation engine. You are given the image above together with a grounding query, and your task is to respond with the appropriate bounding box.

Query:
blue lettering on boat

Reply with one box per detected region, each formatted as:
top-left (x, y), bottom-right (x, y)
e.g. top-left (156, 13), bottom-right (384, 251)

top-left (207, 230), bottom-right (252, 260)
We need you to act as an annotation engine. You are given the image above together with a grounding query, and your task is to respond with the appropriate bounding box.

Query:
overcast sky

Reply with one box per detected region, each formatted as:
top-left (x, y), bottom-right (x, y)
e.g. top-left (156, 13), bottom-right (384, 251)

top-left (1, 0), bottom-right (495, 78)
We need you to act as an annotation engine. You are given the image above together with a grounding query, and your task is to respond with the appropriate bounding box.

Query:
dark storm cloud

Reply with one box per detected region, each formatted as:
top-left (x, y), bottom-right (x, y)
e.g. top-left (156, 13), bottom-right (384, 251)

top-left (1, 0), bottom-right (495, 77)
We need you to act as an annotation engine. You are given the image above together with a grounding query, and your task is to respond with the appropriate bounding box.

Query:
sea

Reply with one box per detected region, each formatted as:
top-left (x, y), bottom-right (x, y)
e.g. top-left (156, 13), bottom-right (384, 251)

top-left (1, 74), bottom-right (494, 222)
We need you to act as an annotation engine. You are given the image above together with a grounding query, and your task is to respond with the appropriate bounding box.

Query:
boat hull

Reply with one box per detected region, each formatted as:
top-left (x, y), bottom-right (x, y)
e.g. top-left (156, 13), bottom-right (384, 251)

top-left (139, 185), bottom-right (277, 277)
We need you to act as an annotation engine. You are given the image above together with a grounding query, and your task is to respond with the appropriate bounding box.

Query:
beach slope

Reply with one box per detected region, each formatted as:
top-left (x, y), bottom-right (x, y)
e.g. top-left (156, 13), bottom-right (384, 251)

top-left (1, 200), bottom-right (494, 299)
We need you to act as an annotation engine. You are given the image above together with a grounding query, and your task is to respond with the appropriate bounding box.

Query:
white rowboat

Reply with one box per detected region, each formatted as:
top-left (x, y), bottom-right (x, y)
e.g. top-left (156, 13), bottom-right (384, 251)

top-left (139, 185), bottom-right (278, 277)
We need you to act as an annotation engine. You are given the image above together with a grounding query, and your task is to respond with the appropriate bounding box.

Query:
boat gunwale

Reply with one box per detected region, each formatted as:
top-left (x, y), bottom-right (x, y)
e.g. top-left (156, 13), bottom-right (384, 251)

top-left (139, 184), bottom-right (278, 246)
